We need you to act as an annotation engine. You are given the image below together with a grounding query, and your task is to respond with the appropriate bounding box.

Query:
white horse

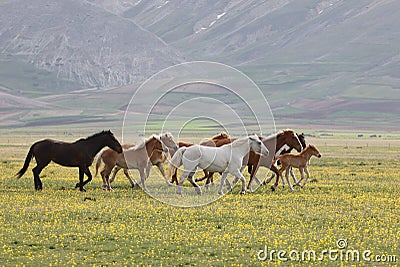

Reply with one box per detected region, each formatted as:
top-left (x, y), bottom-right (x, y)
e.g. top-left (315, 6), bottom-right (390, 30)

top-left (169, 135), bottom-right (269, 195)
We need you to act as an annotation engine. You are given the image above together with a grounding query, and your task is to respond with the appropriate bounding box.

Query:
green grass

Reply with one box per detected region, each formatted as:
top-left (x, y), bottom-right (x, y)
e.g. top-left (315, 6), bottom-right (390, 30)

top-left (0, 131), bottom-right (399, 266)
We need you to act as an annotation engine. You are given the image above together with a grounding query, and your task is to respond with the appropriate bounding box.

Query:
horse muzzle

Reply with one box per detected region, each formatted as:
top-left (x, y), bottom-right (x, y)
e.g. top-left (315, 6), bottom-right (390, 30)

top-left (261, 148), bottom-right (269, 157)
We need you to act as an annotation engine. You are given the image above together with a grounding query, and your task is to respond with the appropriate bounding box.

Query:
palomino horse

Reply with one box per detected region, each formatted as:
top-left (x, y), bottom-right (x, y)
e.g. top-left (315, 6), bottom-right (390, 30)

top-left (169, 135), bottom-right (269, 195)
top-left (170, 132), bottom-right (233, 185)
top-left (245, 130), bottom-right (303, 191)
top-left (97, 133), bottom-right (179, 188)
top-left (95, 135), bottom-right (169, 191)
top-left (278, 144), bottom-right (321, 190)
top-left (15, 130), bottom-right (122, 191)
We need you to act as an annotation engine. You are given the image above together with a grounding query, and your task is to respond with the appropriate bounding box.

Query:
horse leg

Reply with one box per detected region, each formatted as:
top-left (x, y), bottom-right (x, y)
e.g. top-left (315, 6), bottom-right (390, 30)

top-left (156, 162), bottom-right (172, 186)
top-left (247, 163), bottom-right (260, 192)
top-left (75, 167), bottom-right (86, 192)
top-left (109, 166), bottom-right (121, 184)
top-left (171, 169), bottom-right (179, 185)
top-left (272, 166), bottom-right (284, 191)
top-left (80, 167), bottom-right (93, 191)
top-left (145, 162), bottom-right (152, 181)
top-left (301, 167), bottom-right (310, 188)
top-left (285, 168), bottom-right (294, 191)
top-left (232, 170), bottom-right (247, 194)
top-left (123, 168), bottom-right (137, 188)
top-left (176, 170), bottom-right (191, 195)
top-left (296, 167), bottom-right (305, 187)
top-left (263, 172), bottom-right (275, 185)
top-left (187, 175), bottom-right (202, 195)
top-left (100, 165), bottom-right (113, 190)
top-left (195, 170), bottom-right (209, 182)
top-left (217, 172), bottom-right (229, 195)
top-left (290, 167), bottom-right (300, 186)
top-left (32, 161), bottom-right (49, 190)
top-left (138, 167), bottom-right (148, 192)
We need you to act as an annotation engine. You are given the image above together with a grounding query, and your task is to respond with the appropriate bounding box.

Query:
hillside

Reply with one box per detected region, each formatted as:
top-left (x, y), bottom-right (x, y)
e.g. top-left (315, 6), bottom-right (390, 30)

top-left (0, 0), bottom-right (181, 89)
top-left (0, 0), bottom-right (399, 130)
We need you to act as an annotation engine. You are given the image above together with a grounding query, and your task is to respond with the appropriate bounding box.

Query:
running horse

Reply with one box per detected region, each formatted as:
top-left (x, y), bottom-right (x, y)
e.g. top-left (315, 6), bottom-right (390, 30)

top-left (15, 130), bottom-right (122, 191)
top-left (245, 130), bottom-right (304, 191)
top-left (169, 135), bottom-right (269, 195)
top-left (170, 132), bottom-right (233, 185)
top-left (278, 144), bottom-right (321, 190)
top-left (264, 133), bottom-right (306, 188)
top-left (94, 133), bottom-right (178, 188)
top-left (95, 135), bottom-right (169, 191)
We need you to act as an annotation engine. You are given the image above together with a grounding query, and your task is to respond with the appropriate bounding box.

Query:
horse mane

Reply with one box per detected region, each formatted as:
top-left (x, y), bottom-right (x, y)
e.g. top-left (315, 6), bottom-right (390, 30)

top-left (299, 144), bottom-right (316, 155)
top-left (161, 132), bottom-right (173, 139)
top-left (260, 131), bottom-right (280, 142)
top-left (263, 129), bottom-right (297, 142)
top-left (75, 130), bottom-right (112, 143)
top-left (231, 136), bottom-right (251, 147)
top-left (211, 132), bottom-right (230, 140)
top-left (126, 135), bottom-right (159, 151)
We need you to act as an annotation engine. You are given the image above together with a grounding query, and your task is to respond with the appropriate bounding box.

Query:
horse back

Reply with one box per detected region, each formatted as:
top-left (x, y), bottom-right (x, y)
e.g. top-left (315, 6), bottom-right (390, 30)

top-left (33, 139), bottom-right (92, 167)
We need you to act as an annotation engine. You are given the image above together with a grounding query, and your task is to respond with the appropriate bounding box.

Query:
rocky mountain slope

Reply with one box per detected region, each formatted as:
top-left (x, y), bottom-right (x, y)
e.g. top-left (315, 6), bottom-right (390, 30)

top-left (0, 0), bottom-right (181, 89)
top-left (1, 0), bottom-right (399, 129)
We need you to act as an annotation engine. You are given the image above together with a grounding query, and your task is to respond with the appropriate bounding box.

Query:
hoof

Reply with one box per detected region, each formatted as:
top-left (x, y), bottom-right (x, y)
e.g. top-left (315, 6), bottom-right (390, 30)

top-left (217, 191), bottom-right (224, 196)
top-left (75, 183), bottom-right (80, 188)
top-left (271, 186), bottom-right (276, 192)
top-left (79, 188), bottom-right (86, 192)
top-left (175, 187), bottom-right (182, 195)
top-left (240, 190), bottom-right (246, 195)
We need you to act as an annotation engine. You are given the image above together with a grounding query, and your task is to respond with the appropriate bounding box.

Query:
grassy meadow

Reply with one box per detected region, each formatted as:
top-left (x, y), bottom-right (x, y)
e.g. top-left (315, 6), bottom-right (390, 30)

top-left (0, 129), bottom-right (399, 266)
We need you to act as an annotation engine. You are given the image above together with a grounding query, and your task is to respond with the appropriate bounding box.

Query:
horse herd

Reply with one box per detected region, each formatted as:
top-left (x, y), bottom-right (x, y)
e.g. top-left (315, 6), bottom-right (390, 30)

top-left (15, 129), bottom-right (321, 195)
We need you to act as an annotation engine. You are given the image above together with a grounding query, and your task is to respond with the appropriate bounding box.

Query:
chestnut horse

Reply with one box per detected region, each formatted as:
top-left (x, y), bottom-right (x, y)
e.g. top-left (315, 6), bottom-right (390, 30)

top-left (97, 133), bottom-right (178, 188)
top-left (265, 133), bottom-right (307, 188)
top-left (170, 132), bottom-right (233, 185)
top-left (15, 130), bottom-right (122, 191)
top-left (278, 144), bottom-right (321, 190)
top-left (245, 130), bottom-right (303, 191)
top-left (95, 134), bottom-right (174, 190)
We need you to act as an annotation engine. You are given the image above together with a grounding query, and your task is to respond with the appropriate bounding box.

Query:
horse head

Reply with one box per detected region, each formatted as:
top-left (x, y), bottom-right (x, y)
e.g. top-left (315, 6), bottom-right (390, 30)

top-left (249, 134), bottom-right (269, 157)
top-left (103, 130), bottom-right (122, 153)
top-left (308, 144), bottom-right (321, 158)
top-left (160, 132), bottom-right (179, 151)
top-left (283, 129), bottom-right (303, 152)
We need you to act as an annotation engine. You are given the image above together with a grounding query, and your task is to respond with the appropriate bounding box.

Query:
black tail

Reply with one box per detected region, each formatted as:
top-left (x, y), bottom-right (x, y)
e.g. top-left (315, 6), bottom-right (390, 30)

top-left (247, 164), bottom-right (253, 174)
top-left (15, 145), bottom-right (34, 179)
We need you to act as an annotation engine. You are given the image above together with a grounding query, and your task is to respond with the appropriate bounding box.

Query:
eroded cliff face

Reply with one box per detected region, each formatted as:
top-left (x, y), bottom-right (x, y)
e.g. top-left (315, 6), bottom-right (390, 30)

top-left (0, 0), bottom-right (181, 88)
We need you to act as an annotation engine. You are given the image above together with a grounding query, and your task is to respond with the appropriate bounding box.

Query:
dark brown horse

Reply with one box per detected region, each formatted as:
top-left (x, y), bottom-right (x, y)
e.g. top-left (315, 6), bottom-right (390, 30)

top-left (15, 130), bottom-right (122, 191)
top-left (171, 132), bottom-right (233, 185)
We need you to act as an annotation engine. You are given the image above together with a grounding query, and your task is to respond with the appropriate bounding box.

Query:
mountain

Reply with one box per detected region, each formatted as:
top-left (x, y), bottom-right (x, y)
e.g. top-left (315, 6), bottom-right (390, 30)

top-left (0, 0), bottom-right (181, 90)
top-left (121, 0), bottom-right (400, 129)
top-left (0, 0), bottom-right (399, 130)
